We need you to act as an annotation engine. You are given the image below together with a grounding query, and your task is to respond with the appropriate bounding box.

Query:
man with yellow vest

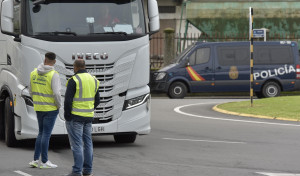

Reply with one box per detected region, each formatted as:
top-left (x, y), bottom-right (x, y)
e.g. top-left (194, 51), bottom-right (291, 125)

top-left (29, 52), bottom-right (61, 169)
top-left (64, 59), bottom-right (100, 176)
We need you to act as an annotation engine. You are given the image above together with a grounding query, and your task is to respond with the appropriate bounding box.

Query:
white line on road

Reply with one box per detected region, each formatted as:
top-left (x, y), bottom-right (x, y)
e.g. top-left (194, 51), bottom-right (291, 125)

top-left (14, 171), bottom-right (32, 176)
top-left (174, 103), bottom-right (300, 127)
top-left (163, 137), bottom-right (246, 144)
top-left (257, 172), bottom-right (300, 176)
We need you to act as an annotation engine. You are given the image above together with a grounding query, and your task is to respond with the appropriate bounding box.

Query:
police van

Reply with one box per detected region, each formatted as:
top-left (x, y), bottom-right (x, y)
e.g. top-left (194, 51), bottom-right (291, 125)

top-left (151, 41), bottom-right (300, 98)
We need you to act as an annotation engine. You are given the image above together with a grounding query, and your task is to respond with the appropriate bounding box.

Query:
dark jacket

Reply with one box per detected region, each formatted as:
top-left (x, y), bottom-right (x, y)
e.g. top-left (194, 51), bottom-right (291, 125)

top-left (64, 69), bottom-right (100, 122)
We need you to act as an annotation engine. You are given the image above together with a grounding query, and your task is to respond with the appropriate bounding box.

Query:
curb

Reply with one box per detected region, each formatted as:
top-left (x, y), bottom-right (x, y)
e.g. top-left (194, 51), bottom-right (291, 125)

top-left (212, 104), bottom-right (300, 122)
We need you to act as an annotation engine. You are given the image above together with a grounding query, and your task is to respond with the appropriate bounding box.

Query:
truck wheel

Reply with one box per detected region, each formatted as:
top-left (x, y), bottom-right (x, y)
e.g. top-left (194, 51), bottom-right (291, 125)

top-left (168, 82), bottom-right (187, 99)
top-left (262, 82), bottom-right (280, 98)
top-left (114, 134), bottom-right (136, 143)
top-left (4, 97), bottom-right (17, 147)
top-left (0, 100), bottom-right (4, 140)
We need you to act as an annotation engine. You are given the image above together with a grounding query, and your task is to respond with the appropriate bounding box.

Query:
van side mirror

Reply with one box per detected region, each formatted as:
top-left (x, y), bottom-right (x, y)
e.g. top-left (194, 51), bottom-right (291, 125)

top-left (184, 59), bottom-right (190, 67)
top-left (148, 0), bottom-right (160, 35)
top-left (1, 0), bottom-right (14, 34)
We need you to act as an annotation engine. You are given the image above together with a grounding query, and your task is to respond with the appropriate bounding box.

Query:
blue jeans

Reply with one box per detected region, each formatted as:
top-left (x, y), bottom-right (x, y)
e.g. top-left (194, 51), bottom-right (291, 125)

top-left (34, 110), bottom-right (58, 163)
top-left (66, 120), bottom-right (93, 175)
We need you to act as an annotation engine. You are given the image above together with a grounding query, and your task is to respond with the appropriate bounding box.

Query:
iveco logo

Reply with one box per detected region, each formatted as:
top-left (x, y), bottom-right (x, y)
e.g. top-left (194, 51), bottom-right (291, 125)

top-left (72, 53), bottom-right (109, 60)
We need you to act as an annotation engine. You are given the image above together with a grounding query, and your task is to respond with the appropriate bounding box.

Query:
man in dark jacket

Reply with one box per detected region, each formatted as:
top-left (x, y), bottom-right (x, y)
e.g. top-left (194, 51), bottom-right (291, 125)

top-left (64, 59), bottom-right (100, 176)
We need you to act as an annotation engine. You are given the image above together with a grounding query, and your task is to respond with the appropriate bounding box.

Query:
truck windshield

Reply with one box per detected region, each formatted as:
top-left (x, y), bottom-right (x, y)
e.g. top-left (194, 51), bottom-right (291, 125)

top-left (25, 0), bottom-right (146, 36)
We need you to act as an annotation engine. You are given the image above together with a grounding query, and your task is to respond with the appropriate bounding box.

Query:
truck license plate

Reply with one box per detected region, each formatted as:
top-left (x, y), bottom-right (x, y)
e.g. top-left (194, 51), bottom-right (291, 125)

top-left (92, 126), bottom-right (105, 133)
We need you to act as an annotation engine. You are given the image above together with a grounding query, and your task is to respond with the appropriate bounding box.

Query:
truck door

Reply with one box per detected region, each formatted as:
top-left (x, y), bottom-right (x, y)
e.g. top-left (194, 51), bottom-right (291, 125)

top-left (214, 44), bottom-right (250, 92)
top-left (185, 47), bottom-right (214, 92)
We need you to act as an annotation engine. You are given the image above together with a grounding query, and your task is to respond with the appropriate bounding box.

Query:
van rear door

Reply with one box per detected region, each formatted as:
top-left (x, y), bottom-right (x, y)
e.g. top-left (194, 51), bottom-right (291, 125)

top-left (185, 46), bottom-right (214, 92)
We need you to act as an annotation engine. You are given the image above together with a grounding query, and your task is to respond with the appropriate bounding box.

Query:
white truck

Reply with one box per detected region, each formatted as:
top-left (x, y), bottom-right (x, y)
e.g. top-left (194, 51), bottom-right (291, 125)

top-left (0, 0), bottom-right (159, 147)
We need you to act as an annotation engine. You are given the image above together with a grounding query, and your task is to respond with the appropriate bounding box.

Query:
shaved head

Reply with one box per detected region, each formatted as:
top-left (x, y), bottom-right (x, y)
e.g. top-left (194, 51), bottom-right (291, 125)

top-left (73, 59), bottom-right (86, 73)
top-left (44, 52), bottom-right (56, 66)
top-left (74, 59), bottom-right (85, 69)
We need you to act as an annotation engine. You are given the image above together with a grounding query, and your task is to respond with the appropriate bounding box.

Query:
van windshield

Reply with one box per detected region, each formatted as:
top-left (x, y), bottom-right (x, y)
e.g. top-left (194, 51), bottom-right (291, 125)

top-left (173, 44), bottom-right (195, 63)
top-left (25, 0), bottom-right (145, 36)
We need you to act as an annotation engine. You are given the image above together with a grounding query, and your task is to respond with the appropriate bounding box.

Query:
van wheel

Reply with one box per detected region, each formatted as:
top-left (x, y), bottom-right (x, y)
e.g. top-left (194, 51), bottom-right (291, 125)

top-left (262, 82), bottom-right (280, 98)
top-left (255, 92), bottom-right (263, 99)
top-left (114, 134), bottom-right (136, 143)
top-left (4, 97), bottom-right (17, 147)
top-left (168, 82), bottom-right (187, 99)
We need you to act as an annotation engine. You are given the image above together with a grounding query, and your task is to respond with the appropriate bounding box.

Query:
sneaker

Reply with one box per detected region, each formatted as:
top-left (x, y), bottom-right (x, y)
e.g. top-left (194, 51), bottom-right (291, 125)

top-left (39, 160), bottom-right (57, 169)
top-left (83, 174), bottom-right (93, 176)
top-left (29, 160), bottom-right (39, 168)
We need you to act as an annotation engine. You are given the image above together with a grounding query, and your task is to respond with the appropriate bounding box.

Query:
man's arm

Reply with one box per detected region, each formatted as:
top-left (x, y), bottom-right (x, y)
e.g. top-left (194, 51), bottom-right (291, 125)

top-left (51, 73), bottom-right (62, 109)
top-left (64, 78), bottom-right (76, 121)
top-left (94, 89), bottom-right (100, 109)
top-left (29, 81), bottom-right (33, 98)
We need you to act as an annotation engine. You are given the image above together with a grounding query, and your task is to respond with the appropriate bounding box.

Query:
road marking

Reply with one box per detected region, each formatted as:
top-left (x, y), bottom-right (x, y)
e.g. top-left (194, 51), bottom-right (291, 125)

top-left (257, 172), bottom-right (300, 176)
top-left (174, 103), bottom-right (300, 127)
top-left (14, 171), bottom-right (32, 176)
top-left (163, 137), bottom-right (246, 144)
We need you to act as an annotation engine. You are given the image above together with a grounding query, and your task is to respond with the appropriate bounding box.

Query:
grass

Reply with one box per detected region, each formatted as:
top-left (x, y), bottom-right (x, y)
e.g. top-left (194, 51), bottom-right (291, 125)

top-left (217, 96), bottom-right (300, 120)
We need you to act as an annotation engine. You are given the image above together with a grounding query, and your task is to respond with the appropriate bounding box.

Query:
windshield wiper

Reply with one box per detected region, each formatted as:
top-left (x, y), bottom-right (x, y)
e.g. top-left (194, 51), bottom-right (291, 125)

top-left (91, 32), bottom-right (127, 36)
top-left (35, 31), bottom-right (77, 36)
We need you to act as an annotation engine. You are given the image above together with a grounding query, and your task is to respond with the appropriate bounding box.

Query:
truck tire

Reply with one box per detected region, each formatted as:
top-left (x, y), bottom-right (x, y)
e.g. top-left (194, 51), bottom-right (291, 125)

top-left (0, 100), bottom-right (4, 140)
top-left (4, 97), bottom-right (17, 147)
top-left (262, 82), bottom-right (280, 98)
top-left (114, 134), bottom-right (136, 143)
top-left (168, 82), bottom-right (187, 99)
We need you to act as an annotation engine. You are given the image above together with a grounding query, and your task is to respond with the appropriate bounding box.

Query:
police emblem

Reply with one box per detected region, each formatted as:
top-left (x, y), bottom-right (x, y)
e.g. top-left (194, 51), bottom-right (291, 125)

top-left (32, 75), bottom-right (36, 80)
top-left (229, 66), bottom-right (239, 80)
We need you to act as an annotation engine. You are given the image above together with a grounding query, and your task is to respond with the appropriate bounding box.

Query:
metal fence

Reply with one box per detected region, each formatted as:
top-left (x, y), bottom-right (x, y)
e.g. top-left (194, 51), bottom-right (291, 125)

top-left (150, 33), bottom-right (201, 70)
top-left (150, 32), bottom-right (300, 70)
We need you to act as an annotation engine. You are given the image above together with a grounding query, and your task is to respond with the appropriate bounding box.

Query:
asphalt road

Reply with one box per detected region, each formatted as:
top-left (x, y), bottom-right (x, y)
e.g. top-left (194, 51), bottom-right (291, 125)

top-left (1, 98), bottom-right (300, 176)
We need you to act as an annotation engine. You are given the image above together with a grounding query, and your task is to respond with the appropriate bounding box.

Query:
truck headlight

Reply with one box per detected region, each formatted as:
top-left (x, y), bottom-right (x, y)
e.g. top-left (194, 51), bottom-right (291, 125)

top-left (155, 72), bottom-right (166, 81)
top-left (123, 94), bottom-right (150, 110)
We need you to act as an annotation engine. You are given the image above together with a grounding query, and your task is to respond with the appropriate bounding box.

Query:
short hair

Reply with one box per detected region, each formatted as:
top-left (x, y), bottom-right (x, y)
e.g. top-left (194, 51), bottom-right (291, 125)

top-left (45, 52), bottom-right (56, 60)
top-left (73, 59), bottom-right (86, 69)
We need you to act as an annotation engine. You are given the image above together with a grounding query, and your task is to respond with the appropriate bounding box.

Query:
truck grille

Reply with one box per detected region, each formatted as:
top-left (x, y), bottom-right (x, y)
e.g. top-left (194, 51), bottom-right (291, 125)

top-left (66, 74), bottom-right (113, 82)
top-left (65, 63), bottom-right (114, 72)
top-left (93, 116), bottom-right (113, 124)
top-left (56, 54), bottom-right (135, 124)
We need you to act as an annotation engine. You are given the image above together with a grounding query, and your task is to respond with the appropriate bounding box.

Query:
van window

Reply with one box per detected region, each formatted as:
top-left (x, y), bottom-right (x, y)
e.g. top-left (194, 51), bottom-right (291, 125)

top-left (189, 52), bottom-right (196, 66)
top-left (217, 46), bottom-right (249, 66)
top-left (189, 48), bottom-right (210, 66)
top-left (196, 48), bottom-right (210, 65)
top-left (254, 46), bottom-right (293, 64)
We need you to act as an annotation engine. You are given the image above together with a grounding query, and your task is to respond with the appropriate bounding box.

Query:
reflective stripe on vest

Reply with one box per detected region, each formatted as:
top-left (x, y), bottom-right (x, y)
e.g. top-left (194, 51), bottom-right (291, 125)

top-left (68, 73), bottom-right (100, 117)
top-left (30, 68), bottom-right (58, 111)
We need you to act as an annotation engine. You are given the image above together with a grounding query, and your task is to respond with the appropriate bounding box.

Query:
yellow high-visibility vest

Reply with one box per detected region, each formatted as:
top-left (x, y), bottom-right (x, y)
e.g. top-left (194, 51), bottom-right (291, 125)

top-left (67, 73), bottom-right (100, 117)
top-left (30, 68), bottom-right (58, 111)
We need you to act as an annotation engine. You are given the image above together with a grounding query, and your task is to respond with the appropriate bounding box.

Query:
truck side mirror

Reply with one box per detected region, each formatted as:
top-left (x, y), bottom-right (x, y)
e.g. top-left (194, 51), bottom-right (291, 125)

top-left (1, 0), bottom-right (14, 34)
top-left (148, 0), bottom-right (160, 35)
